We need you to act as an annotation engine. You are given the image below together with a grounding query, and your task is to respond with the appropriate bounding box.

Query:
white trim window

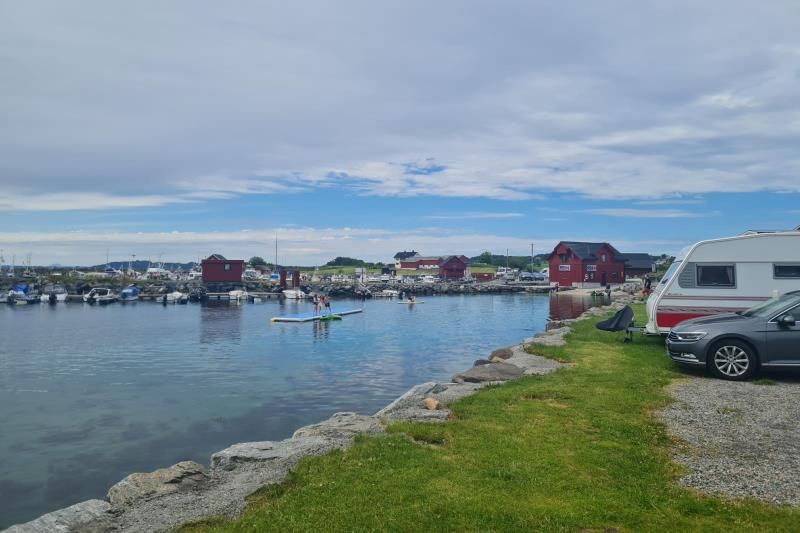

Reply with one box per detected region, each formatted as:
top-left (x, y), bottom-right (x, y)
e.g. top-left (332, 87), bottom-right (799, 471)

top-left (558, 264), bottom-right (571, 272)
top-left (586, 264), bottom-right (597, 272)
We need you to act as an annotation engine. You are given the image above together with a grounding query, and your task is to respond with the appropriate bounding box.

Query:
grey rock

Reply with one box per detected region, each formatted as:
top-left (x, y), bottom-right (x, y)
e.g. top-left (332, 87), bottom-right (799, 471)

top-left (473, 359), bottom-right (492, 366)
top-left (211, 436), bottom-right (336, 473)
top-left (453, 362), bottom-right (524, 383)
top-left (489, 347), bottom-right (514, 360)
top-left (503, 350), bottom-right (566, 375)
top-left (107, 461), bottom-right (208, 508)
top-left (4, 499), bottom-right (111, 533)
top-left (292, 412), bottom-right (383, 443)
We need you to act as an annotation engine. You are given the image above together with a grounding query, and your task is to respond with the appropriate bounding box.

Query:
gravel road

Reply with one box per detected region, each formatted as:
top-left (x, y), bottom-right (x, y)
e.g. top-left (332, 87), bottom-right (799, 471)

top-left (658, 373), bottom-right (800, 505)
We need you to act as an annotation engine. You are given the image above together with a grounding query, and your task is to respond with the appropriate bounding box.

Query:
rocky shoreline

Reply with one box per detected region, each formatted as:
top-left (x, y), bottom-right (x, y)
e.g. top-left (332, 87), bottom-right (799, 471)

top-left (4, 294), bottom-right (637, 533)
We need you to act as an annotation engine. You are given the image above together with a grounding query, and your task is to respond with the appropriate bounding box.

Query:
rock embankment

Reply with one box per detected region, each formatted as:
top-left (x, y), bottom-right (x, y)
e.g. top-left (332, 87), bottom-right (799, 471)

top-left (4, 296), bottom-right (635, 533)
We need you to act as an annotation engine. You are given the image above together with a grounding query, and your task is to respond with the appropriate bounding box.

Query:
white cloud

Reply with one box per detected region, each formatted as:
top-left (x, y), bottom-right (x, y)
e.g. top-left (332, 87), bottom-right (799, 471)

top-left (0, 226), bottom-right (688, 266)
top-left (0, 1), bottom-right (799, 208)
top-left (424, 212), bottom-right (525, 220)
top-left (585, 208), bottom-right (709, 218)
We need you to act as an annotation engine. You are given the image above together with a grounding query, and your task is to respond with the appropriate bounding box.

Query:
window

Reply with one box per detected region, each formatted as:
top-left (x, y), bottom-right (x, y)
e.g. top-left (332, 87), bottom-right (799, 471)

top-left (601, 254), bottom-right (607, 262)
top-left (558, 264), bottom-right (571, 272)
top-left (586, 264), bottom-right (597, 272)
top-left (224, 263), bottom-right (231, 271)
top-left (696, 264), bottom-right (735, 287)
top-left (612, 271), bottom-right (619, 280)
top-left (774, 264), bottom-right (800, 279)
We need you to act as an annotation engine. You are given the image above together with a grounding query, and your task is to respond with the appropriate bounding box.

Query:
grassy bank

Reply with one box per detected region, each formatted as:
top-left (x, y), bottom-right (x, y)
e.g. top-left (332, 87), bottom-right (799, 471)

top-left (184, 306), bottom-right (798, 532)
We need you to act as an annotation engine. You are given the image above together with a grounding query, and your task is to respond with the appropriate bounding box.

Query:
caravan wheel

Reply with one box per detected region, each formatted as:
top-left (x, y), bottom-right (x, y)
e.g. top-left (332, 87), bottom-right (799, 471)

top-left (708, 340), bottom-right (757, 381)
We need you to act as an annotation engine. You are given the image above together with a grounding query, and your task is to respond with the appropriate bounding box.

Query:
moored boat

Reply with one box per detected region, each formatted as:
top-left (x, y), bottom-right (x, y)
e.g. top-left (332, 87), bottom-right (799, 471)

top-left (282, 288), bottom-right (307, 299)
top-left (119, 285), bottom-right (140, 302)
top-left (83, 287), bottom-right (117, 305)
top-left (229, 289), bottom-right (248, 303)
top-left (40, 284), bottom-right (68, 303)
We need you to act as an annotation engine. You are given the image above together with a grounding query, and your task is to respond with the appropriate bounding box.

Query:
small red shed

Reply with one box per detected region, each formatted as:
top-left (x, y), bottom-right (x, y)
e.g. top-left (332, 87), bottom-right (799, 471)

top-left (547, 242), bottom-right (626, 287)
top-left (201, 254), bottom-right (245, 283)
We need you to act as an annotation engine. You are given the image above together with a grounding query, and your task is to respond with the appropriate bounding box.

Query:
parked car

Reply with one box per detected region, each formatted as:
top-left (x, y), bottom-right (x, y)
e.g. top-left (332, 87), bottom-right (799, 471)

top-left (666, 291), bottom-right (800, 380)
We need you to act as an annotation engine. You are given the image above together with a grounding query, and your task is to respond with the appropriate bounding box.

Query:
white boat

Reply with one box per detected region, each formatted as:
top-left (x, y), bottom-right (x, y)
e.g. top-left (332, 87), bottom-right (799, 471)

top-left (421, 275), bottom-right (437, 284)
top-left (40, 284), bottom-right (68, 303)
top-left (282, 289), bottom-right (307, 299)
top-left (158, 291), bottom-right (187, 304)
top-left (381, 289), bottom-right (400, 297)
top-left (83, 287), bottom-right (117, 304)
top-left (646, 228), bottom-right (800, 334)
top-left (229, 289), bottom-right (248, 303)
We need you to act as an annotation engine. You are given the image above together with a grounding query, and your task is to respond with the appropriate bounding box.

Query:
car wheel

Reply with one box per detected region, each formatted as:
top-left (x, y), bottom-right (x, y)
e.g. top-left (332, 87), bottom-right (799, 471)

top-left (708, 339), bottom-right (757, 381)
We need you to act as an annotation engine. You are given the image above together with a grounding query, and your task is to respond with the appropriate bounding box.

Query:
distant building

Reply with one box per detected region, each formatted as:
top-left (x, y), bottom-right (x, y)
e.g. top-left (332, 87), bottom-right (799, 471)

top-left (201, 254), bottom-right (245, 283)
top-left (618, 253), bottom-right (657, 278)
top-left (547, 242), bottom-right (627, 287)
top-left (397, 254), bottom-right (469, 280)
top-left (393, 250), bottom-right (420, 268)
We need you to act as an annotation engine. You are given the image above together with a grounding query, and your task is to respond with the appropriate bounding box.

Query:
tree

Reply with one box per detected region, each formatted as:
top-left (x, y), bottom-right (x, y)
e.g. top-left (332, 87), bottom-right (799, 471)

top-left (478, 251), bottom-right (493, 264)
top-left (325, 257), bottom-right (366, 267)
top-left (248, 256), bottom-right (267, 267)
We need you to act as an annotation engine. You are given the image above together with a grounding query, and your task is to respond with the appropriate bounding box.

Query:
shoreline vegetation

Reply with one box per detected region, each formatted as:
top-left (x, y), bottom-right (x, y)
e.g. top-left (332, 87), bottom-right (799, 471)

top-left (180, 304), bottom-right (799, 532)
top-left (9, 299), bottom-right (799, 532)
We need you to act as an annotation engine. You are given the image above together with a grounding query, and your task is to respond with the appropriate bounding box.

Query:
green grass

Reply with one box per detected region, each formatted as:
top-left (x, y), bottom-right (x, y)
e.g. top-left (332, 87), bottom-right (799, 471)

top-left (468, 265), bottom-right (498, 274)
top-left (182, 306), bottom-right (799, 532)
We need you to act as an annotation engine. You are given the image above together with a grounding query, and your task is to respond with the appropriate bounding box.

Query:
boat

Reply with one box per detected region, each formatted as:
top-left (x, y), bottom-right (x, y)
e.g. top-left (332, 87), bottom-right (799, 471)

top-left (398, 300), bottom-right (423, 304)
top-left (159, 291), bottom-right (188, 304)
top-left (646, 228), bottom-right (800, 334)
top-left (6, 284), bottom-right (30, 305)
top-left (119, 285), bottom-right (140, 302)
top-left (83, 287), bottom-right (117, 305)
top-left (40, 284), bottom-right (68, 303)
top-left (229, 289), bottom-right (248, 303)
top-left (282, 289), bottom-right (307, 299)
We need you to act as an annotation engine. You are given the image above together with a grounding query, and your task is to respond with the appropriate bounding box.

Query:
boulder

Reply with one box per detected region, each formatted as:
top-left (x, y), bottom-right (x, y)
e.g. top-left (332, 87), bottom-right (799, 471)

top-left (292, 412), bottom-right (383, 443)
top-left (421, 398), bottom-right (441, 410)
top-left (107, 461), bottom-right (208, 508)
top-left (4, 499), bottom-right (111, 533)
top-left (473, 359), bottom-right (492, 367)
top-left (489, 347), bottom-right (514, 360)
top-left (453, 362), bottom-right (524, 383)
top-left (211, 436), bottom-right (336, 473)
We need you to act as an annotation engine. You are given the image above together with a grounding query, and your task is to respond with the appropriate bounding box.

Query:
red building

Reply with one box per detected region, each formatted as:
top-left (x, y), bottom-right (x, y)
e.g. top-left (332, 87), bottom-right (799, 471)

top-left (547, 242), bottom-right (626, 287)
top-left (399, 256), bottom-right (442, 269)
top-left (201, 254), bottom-right (245, 283)
top-left (438, 255), bottom-right (469, 280)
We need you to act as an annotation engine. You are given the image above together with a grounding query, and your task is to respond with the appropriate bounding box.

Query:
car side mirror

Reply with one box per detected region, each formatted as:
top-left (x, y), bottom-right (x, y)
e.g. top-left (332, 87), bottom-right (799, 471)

top-left (778, 314), bottom-right (797, 327)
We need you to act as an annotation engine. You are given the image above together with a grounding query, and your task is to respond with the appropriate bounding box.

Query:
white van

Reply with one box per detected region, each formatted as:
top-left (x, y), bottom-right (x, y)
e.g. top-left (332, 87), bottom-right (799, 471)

top-left (646, 229), bottom-right (800, 334)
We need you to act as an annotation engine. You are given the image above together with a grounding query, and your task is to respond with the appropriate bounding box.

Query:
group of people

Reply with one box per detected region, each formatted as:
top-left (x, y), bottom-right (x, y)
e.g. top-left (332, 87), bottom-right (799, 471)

top-left (312, 294), bottom-right (331, 315)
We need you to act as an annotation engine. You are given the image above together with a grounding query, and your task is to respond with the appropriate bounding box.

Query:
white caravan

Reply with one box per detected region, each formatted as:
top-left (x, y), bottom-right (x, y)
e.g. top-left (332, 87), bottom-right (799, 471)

top-left (646, 229), bottom-right (800, 334)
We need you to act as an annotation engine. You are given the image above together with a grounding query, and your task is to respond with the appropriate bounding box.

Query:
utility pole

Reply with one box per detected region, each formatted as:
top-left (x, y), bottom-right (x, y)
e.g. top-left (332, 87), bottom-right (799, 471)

top-left (531, 242), bottom-right (535, 273)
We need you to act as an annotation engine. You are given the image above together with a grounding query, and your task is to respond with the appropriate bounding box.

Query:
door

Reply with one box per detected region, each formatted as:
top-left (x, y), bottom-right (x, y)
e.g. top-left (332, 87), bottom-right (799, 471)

top-left (600, 272), bottom-right (607, 286)
top-left (765, 305), bottom-right (800, 364)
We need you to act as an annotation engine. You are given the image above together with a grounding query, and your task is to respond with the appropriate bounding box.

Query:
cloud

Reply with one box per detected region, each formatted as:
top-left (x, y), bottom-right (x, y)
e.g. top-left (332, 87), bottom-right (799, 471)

top-left (424, 212), bottom-right (525, 220)
top-left (0, 226), bottom-right (688, 266)
top-left (0, 1), bottom-right (799, 209)
top-left (585, 208), bottom-right (709, 218)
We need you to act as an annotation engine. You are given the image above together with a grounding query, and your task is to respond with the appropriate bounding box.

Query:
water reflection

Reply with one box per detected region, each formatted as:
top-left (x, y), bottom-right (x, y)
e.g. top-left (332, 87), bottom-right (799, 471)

top-left (548, 293), bottom-right (608, 320)
top-left (199, 302), bottom-right (243, 345)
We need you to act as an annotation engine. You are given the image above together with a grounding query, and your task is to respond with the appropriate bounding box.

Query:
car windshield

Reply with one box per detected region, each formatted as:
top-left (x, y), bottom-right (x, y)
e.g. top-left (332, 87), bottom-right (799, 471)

top-left (740, 292), bottom-right (800, 318)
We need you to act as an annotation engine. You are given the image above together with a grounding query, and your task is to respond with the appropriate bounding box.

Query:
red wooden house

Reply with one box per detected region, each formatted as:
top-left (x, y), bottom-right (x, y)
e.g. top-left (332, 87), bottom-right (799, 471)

top-left (201, 254), bottom-right (245, 283)
top-left (438, 255), bottom-right (469, 280)
top-left (547, 242), bottom-right (626, 287)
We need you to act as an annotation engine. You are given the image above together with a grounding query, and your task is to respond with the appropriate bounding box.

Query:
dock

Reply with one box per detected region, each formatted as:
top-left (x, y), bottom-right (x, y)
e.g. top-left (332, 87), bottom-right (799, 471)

top-left (271, 308), bottom-right (364, 323)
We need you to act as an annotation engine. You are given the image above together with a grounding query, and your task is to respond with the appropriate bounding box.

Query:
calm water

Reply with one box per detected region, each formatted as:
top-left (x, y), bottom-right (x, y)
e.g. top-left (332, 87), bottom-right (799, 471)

top-left (0, 293), bottom-right (600, 527)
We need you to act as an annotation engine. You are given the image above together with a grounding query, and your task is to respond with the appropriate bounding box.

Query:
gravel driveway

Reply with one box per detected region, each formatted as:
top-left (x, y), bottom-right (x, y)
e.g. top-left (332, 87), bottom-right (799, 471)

top-left (658, 373), bottom-right (800, 505)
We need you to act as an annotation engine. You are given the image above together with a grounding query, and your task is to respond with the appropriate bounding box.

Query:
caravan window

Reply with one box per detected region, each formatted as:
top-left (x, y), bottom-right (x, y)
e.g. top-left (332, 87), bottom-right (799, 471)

top-left (659, 261), bottom-right (681, 285)
top-left (774, 264), bottom-right (800, 279)
top-left (696, 264), bottom-right (735, 287)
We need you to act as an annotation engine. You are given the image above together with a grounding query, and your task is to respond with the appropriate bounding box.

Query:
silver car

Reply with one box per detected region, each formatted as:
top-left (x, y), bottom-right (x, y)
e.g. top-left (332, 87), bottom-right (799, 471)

top-left (666, 290), bottom-right (800, 380)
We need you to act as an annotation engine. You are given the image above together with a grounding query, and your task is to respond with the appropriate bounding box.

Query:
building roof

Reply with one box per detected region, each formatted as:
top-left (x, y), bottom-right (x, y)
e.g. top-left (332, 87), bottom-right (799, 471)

top-left (205, 254), bottom-right (227, 261)
top-left (618, 253), bottom-right (655, 270)
top-left (402, 256), bottom-right (443, 262)
top-left (556, 242), bottom-right (622, 261)
top-left (393, 250), bottom-right (419, 260)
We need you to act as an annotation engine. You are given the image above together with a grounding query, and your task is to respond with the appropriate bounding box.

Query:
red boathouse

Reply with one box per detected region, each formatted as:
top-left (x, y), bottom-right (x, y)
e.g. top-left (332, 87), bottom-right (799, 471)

top-left (547, 242), bottom-right (626, 287)
top-left (201, 254), bottom-right (245, 283)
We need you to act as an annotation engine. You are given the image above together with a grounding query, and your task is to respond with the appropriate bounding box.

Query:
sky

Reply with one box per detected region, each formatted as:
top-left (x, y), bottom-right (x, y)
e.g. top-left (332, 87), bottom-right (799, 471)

top-left (1, 1), bottom-right (799, 266)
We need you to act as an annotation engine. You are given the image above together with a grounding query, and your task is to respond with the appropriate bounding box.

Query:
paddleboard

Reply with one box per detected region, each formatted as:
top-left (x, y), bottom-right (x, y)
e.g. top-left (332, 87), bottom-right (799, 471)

top-left (397, 301), bottom-right (423, 304)
top-left (319, 314), bottom-right (342, 321)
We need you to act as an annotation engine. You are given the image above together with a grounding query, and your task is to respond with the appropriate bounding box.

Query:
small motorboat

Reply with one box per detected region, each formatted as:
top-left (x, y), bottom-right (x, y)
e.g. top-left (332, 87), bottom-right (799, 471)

top-left (83, 287), bottom-right (117, 305)
top-left (40, 284), bottom-right (68, 303)
top-left (229, 289), bottom-right (248, 303)
top-left (119, 285), bottom-right (140, 302)
top-left (282, 289), bottom-right (307, 299)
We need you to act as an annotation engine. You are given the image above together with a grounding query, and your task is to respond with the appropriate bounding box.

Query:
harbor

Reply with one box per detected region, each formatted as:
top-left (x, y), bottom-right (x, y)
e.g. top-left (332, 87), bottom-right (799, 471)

top-left (0, 292), bottom-right (605, 528)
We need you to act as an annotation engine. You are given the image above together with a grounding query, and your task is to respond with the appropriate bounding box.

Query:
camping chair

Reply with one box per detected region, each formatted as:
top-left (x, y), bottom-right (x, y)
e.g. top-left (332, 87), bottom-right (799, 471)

top-left (595, 305), bottom-right (637, 343)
